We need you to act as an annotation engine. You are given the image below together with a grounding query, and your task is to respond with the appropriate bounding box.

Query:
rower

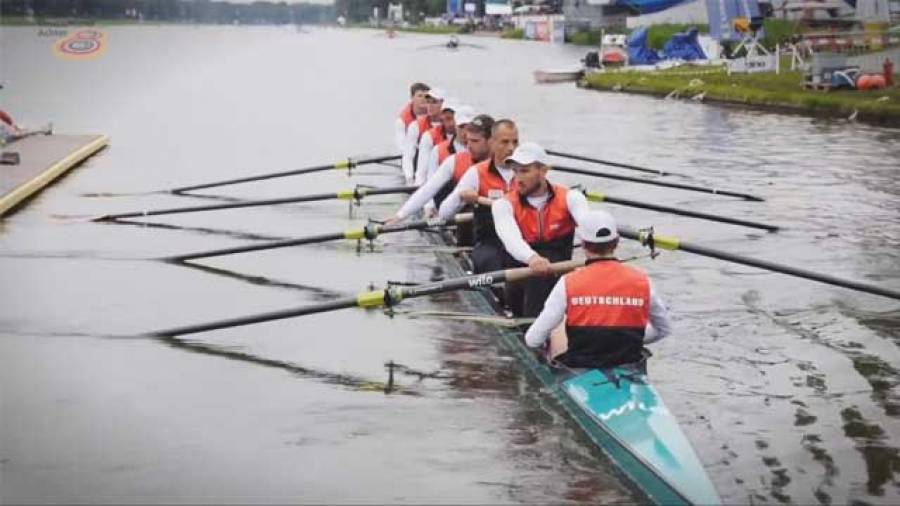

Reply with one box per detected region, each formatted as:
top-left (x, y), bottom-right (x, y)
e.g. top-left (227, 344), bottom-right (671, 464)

top-left (401, 87), bottom-right (445, 184)
top-left (394, 82), bottom-right (430, 155)
top-left (0, 109), bottom-right (51, 145)
top-left (384, 107), bottom-right (475, 225)
top-left (414, 100), bottom-right (458, 185)
top-left (524, 210), bottom-right (671, 369)
top-left (491, 142), bottom-right (590, 317)
top-left (438, 117), bottom-right (518, 273)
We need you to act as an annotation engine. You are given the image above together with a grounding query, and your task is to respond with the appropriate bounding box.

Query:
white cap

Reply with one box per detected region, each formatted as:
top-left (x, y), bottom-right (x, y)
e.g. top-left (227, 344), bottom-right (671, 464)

top-left (454, 105), bottom-right (475, 125)
top-left (426, 87), bottom-right (446, 101)
top-left (576, 210), bottom-right (619, 244)
top-left (441, 100), bottom-right (458, 112)
top-left (505, 142), bottom-right (549, 166)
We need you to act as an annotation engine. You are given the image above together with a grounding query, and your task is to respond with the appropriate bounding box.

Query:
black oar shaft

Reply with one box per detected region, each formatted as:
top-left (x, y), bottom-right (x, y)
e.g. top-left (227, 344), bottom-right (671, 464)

top-left (150, 258), bottom-right (584, 337)
top-left (585, 191), bottom-right (779, 232)
top-left (547, 149), bottom-right (676, 177)
top-left (619, 227), bottom-right (900, 301)
top-left (98, 186), bottom-right (415, 221)
top-left (166, 214), bottom-right (474, 263)
top-left (149, 297), bottom-right (362, 337)
top-left (555, 164), bottom-right (764, 202)
top-left (169, 154), bottom-right (401, 194)
top-left (168, 231), bottom-right (348, 262)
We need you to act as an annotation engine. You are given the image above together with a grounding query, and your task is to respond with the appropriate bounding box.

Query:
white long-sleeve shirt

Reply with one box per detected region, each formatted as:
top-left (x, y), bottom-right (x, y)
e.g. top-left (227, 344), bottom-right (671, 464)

top-left (524, 273), bottom-right (671, 348)
top-left (437, 161), bottom-right (515, 220)
top-left (415, 129), bottom-right (440, 185)
top-left (400, 120), bottom-right (422, 183)
top-left (396, 149), bottom-right (466, 220)
top-left (394, 117), bottom-right (408, 154)
top-left (491, 188), bottom-right (590, 264)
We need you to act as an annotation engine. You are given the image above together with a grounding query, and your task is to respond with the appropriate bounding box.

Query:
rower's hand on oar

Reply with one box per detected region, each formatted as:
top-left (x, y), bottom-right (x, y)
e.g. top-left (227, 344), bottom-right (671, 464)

top-left (460, 189), bottom-right (480, 205)
top-left (527, 255), bottom-right (554, 276)
top-left (384, 215), bottom-right (402, 226)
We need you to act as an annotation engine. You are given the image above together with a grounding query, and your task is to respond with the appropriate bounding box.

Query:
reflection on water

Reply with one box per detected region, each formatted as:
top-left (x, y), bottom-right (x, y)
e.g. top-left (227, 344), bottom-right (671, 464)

top-left (1, 25), bottom-right (899, 504)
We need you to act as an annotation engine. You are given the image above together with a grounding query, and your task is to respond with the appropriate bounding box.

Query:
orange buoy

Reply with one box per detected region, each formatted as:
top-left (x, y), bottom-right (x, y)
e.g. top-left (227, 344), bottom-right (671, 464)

top-left (857, 74), bottom-right (886, 91)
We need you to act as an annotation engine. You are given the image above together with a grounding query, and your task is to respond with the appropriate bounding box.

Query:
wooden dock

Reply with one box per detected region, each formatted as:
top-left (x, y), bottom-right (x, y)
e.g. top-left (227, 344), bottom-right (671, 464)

top-left (0, 134), bottom-right (108, 217)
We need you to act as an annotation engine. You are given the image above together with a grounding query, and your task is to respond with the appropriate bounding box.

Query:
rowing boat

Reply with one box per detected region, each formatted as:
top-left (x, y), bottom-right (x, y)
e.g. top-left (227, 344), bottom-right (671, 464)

top-left (423, 227), bottom-right (721, 505)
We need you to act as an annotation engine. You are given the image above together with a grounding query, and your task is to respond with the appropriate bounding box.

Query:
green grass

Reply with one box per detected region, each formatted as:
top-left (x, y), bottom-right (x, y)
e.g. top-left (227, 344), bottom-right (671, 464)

top-left (501, 28), bottom-right (524, 40)
top-left (583, 68), bottom-right (900, 124)
top-left (569, 29), bottom-right (603, 46)
top-left (396, 24), bottom-right (462, 35)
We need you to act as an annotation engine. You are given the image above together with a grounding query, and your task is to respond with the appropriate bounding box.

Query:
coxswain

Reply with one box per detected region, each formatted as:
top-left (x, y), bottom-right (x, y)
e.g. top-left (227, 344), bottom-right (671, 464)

top-left (438, 117), bottom-right (518, 273)
top-left (401, 87), bottom-right (444, 184)
top-left (491, 142), bottom-right (590, 316)
top-left (524, 209), bottom-right (671, 369)
top-left (384, 106), bottom-right (475, 224)
top-left (394, 82), bottom-right (430, 155)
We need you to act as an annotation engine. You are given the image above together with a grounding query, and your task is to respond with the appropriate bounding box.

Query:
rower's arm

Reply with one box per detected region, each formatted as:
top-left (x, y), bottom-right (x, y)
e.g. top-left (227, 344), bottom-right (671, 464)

top-left (401, 123), bottom-right (419, 183)
top-left (415, 135), bottom-right (434, 185)
top-left (393, 117), bottom-right (406, 154)
top-left (644, 281), bottom-right (671, 344)
top-left (397, 156), bottom-right (455, 220)
top-left (567, 189), bottom-right (591, 224)
top-left (492, 199), bottom-right (538, 264)
top-left (525, 277), bottom-right (567, 348)
top-left (437, 165), bottom-right (478, 219)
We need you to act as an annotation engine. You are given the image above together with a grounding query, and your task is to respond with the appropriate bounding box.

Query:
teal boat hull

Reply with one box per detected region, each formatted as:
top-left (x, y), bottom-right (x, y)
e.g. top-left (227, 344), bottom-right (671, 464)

top-left (564, 369), bottom-right (720, 505)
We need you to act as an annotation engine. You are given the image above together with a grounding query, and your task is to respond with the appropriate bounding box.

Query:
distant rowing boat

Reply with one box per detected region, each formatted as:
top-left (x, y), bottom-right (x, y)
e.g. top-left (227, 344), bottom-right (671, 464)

top-left (425, 228), bottom-right (720, 505)
top-left (533, 68), bottom-right (584, 84)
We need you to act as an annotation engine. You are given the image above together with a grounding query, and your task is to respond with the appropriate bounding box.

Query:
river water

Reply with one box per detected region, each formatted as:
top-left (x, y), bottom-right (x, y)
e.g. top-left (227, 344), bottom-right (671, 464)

top-left (1, 25), bottom-right (899, 504)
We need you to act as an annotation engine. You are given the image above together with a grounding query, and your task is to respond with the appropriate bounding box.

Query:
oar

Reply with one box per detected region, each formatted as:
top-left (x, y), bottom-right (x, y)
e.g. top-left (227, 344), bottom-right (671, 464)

top-left (547, 149), bottom-right (686, 177)
top-left (63, 186), bottom-right (416, 222)
top-left (554, 164), bottom-right (764, 201)
top-left (620, 226), bottom-right (900, 302)
top-left (149, 259), bottom-right (585, 337)
top-left (81, 154), bottom-right (401, 198)
top-left (166, 213), bottom-right (473, 263)
top-left (584, 190), bottom-right (779, 232)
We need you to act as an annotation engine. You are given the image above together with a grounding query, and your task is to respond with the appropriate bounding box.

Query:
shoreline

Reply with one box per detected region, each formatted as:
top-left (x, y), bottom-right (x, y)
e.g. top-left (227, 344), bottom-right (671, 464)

top-left (580, 68), bottom-right (900, 128)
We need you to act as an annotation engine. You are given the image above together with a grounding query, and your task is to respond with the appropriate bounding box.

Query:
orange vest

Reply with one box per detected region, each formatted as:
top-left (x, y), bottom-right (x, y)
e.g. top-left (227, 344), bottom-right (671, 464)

top-left (436, 138), bottom-right (453, 166)
top-left (427, 124), bottom-right (445, 147)
top-left (414, 115), bottom-right (431, 143)
top-left (472, 160), bottom-right (515, 243)
top-left (505, 184), bottom-right (576, 250)
top-left (475, 160), bottom-right (514, 199)
top-left (398, 102), bottom-right (416, 128)
top-left (433, 150), bottom-right (474, 209)
top-left (452, 151), bottom-right (472, 182)
top-left (562, 259), bottom-right (650, 368)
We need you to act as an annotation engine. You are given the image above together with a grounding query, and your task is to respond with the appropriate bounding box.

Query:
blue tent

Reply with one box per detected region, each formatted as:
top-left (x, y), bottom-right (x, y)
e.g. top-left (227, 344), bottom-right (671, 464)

top-left (627, 27), bottom-right (661, 65)
top-left (620, 0), bottom-right (693, 14)
top-left (661, 28), bottom-right (707, 60)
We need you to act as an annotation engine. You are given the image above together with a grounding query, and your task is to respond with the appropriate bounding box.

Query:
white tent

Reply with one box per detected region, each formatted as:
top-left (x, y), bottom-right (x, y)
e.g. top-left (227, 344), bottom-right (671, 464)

top-left (856, 0), bottom-right (891, 22)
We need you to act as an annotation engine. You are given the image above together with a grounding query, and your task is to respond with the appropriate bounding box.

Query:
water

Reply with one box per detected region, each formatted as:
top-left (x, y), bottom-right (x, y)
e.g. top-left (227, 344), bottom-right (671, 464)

top-left (1, 25), bottom-right (899, 504)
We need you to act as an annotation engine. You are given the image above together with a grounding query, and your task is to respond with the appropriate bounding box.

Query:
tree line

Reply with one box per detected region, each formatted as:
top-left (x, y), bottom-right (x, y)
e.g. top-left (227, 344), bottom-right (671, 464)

top-left (1, 0), bottom-right (336, 25)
